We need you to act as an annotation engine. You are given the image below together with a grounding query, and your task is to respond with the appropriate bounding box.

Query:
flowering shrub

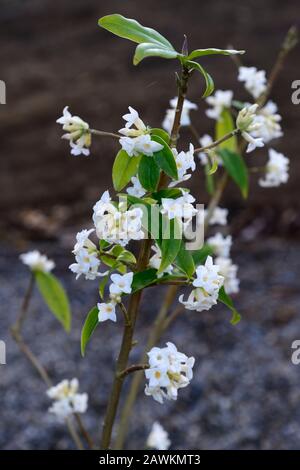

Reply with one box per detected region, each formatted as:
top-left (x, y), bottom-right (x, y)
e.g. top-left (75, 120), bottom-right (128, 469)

top-left (12, 14), bottom-right (297, 450)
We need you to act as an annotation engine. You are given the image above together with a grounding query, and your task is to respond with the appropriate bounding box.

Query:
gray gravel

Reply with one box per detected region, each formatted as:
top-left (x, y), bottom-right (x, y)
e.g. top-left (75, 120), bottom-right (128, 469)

top-left (1, 238), bottom-right (300, 450)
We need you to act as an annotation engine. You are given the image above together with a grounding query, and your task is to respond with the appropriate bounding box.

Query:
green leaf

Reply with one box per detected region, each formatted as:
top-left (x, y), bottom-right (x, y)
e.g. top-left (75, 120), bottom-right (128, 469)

top-left (186, 60), bottom-right (214, 97)
top-left (131, 268), bottom-right (158, 293)
top-left (218, 286), bottom-right (241, 325)
top-left (219, 148), bottom-right (249, 198)
top-left (81, 306), bottom-right (99, 356)
top-left (99, 14), bottom-right (174, 50)
top-left (35, 271), bottom-right (71, 332)
top-left (152, 135), bottom-right (178, 180)
top-left (99, 275), bottom-right (109, 299)
top-left (175, 241), bottom-right (195, 278)
top-left (134, 43), bottom-right (177, 65)
top-left (138, 155), bottom-right (160, 191)
top-left (158, 218), bottom-right (182, 274)
top-left (191, 244), bottom-right (214, 266)
top-left (188, 48), bottom-right (245, 60)
top-left (112, 150), bottom-right (141, 191)
top-left (150, 128), bottom-right (170, 143)
top-left (204, 164), bottom-right (215, 195)
top-left (152, 188), bottom-right (183, 203)
top-left (117, 250), bottom-right (137, 265)
top-left (215, 109), bottom-right (237, 153)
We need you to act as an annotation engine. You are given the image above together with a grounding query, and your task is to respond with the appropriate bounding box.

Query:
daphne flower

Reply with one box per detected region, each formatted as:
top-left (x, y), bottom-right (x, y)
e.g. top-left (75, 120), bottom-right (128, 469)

top-left (97, 301), bottom-right (117, 322)
top-left (149, 245), bottom-right (173, 277)
top-left (179, 287), bottom-right (218, 312)
top-left (161, 193), bottom-right (197, 221)
top-left (20, 250), bottom-right (55, 273)
top-left (147, 422), bottom-right (171, 450)
top-left (119, 106), bottom-right (147, 137)
top-left (238, 66), bottom-right (267, 99)
top-left (57, 106), bottom-right (91, 156)
top-left (237, 104), bottom-right (265, 152)
top-left (109, 272), bottom-right (133, 299)
top-left (205, 206), bottom-right (228, 226)
top-left (193, 256), bottom-right (224, 295)
top-left (206, 90), bottom-right (233, 120)
top-left (169, 143), bottom-right (195, 187)
top-left (145, 342), bottom-right (195, 404)
top-left (47, 379), bottom-right (88, 420)
top-left (215, 256), bottom-right (240, 294)
top-left (126, 176), bottom-right (146, 197)
top-left (259, 148), bottom-right (289, 188)
top-left (120, 134), bottom-right (163, 157)
top-left (69, 228), bottom-right (107, 280)
top-left (207, 233), bottom-right (232, 258)
top-left (252, 101), bottom-right (283, 143)
top-left (162, 98), bottom-right (197, 133)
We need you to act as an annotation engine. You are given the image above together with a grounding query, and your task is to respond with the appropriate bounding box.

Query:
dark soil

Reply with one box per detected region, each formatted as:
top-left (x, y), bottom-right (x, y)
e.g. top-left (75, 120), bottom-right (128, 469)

top-left (1, 238), bottom-right (300, 450)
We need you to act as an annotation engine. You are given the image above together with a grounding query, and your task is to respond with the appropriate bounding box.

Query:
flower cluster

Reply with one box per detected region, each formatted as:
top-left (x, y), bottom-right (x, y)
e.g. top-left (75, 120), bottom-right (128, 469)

top-left (93, 190), bottom-right (144, 246)
top-left (169, 143), bottom-right (196, 186)
top-left (259, 148), bottom-right (289, 187)
top-left (47, 379), bottom-right (88, 420)
top-left (162, 97), bottom-right (197, 133)
top-left (69, 229), bottom-right (107, 280)
top-left (145, 342), bottom-right (195, 404)
top-left (119, 107), bottom-right (163, 156)
top-left (20, 250), bottom-right (55, 273)
top-left (57, 107), bottom-right (91, 156)
top-left (236, 104), bottom-right (264, 153)
top-left (147, 422), bottom-right (171, 450)
top-left (161, 191), bottom-right (198, 223)
top-left (179, 256), bottom-right (224, 312)
top-left (205, 206), bottom-right (228, 226)
top-left (238, 66), bottom-right (267, 99)
top-left (205, 90), bottom-right (233, 120)
top-left (97, 272), bottom-right (133, 322)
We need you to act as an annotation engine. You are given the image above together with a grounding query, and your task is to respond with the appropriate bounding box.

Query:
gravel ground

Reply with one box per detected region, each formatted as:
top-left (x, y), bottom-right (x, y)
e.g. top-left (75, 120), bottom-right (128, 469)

top-left (1, 238), bottom-right (300, 450)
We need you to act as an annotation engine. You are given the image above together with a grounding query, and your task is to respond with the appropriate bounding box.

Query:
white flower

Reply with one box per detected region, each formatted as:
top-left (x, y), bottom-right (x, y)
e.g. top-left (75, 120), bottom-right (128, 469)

top-left (120, 134), bottom-right (163, 157)
top-left (238, 66), bottom-right (267, 99)
top-left (251, 101), bottom-right (283, 143)
top-left (109, 272), bottom-right (133, 299)
top-left (97, 301), bottom-right (117, 322)
top-left (149, 245), bottom-right (173, 277)
top-left (47, 378), bottom-right (88, 420)
top-left (145, 342), bottom-right (195, 404)
top-left (207, 232), bottom-right (232, 258)
top-left (193, 256), bottom-right (224, 295)
top-left (162, 98), bottom-right (198, 133)
top-left (169, 143), bottom-right (195, 187)
top-left (20, 250), bottom-right (55, 272)
top-left (206, 90), bottom-right (233, 120)
top-left (205, 206), bottom-right (228, 226)
top-left (236, 104), bottom-right (265, 153)
top-left (161, 193), bottom-right (197, 221)
top-left (215, 256), bottom-right (240, 294)
top-left (179, 256), bottom-right (224, 312)
top-left (126, 176), bottom-right (146, 197)
top-left (147, 422), bottom-right (171, 450)
top-left (179, 287), bottom-right (218, 312)
top-left (69, 228), bottom-right (107, 280)
top-left (259, 148), bottom-right (289, 188)
top-left (92, 190), bottom-right (144, 246)
top-left (119, 106), bottom-right (147, 137)
top-left (57, 106), bottom-right (91, 156)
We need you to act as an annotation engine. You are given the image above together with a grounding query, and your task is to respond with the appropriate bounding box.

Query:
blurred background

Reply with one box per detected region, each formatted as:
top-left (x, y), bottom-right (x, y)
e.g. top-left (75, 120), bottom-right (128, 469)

top-left (1, 0), bottom-right (300, 450)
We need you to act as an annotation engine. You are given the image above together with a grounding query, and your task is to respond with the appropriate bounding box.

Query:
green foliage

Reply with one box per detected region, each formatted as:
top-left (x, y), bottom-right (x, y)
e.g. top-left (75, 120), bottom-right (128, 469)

top-left (152, 188), bottom-right (183, 203)
top-left (157, 218), bottom-right (182, 274)
top-left (81, 306), bottom-right (99, 356)
top-left (218, 286), bottom-right (241, 325)
top-left (219, 148), bottom-right (249, 198)
top-left (34, 271), bottom-right (71, 332)
top-left (187, 48), bottom-right (245, 60)
top-left (138, 155), bottom-right (160, 191)
top-left (186, 60), bottom-right (214, 97)
top-left (191, 244), bottom-right (214, 266)
top-left (131, 268), bottom-right (158, 292)
top-left (152, 135), bottom-right (178, 180)
top-left (175, 241), bottom-right (195, 278)
top-left (98, 14), bottom-right (177, 65)
top-left (150, 128), bottom-right (170, 143)
top-left (215, 109), bottom-right (237, 153)
top-left (112, 150), bottom-right (141, 191)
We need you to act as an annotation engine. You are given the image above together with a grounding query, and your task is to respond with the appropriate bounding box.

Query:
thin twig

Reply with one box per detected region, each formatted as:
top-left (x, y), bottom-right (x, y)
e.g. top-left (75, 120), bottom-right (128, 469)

top-left (90, 129), bottom-right (120, 139)
top-left (118, 364), bottom-right (149, 379)
top-left (194, 129), bottom-right (240, 154)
